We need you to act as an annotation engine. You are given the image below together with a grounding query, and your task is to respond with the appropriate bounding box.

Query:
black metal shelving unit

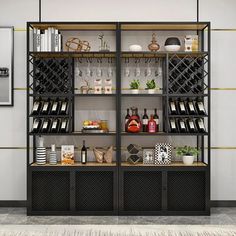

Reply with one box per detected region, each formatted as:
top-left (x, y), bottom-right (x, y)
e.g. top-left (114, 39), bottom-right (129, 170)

top-left (27, 21), bottom-right (211, 216)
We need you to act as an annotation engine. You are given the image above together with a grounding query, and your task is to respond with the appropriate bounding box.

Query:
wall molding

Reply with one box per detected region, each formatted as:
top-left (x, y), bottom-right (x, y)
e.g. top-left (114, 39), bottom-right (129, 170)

top-left (211, 201), bottom-right (236, 207)
top-left (0, 201), bottom-right (27, 207)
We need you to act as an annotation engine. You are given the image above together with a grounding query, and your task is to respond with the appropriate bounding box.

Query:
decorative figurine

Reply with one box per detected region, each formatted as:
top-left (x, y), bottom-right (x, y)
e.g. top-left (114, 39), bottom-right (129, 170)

top-left (80, 79), bottom-right (90, 94)
top-left (98, 33), bottom-right (110, 52)
top-left (148, 33), bottom-right (160, 52)
top-left (65, 37), bottom-right (91, 52)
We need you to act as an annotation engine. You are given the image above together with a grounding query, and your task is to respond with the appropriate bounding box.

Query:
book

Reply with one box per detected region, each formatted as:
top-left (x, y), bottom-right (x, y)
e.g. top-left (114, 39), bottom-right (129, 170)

top-left (44, 29), bottom-right (48, 51)
top-left (61, 145), bottom-right (74, 165)
top-left (40, 33), bottom-right (45, 51)
top-left (36, 29), bottom-right (41, 52)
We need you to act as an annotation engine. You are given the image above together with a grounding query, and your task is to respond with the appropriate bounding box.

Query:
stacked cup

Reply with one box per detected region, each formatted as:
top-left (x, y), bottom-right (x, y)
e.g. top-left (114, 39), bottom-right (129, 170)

top-left (36, 137), bottom-right (46, 165)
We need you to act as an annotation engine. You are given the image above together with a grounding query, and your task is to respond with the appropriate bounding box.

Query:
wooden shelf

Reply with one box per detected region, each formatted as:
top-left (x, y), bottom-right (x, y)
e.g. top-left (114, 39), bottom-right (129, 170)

top-left (31, 162), bottom-right (116, 167)
top-left (121, 161), bottom-right (207, 167)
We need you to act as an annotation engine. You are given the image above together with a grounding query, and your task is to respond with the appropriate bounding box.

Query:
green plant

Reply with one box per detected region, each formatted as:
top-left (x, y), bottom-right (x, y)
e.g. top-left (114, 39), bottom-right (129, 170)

top-left (146, 79), bottom-right (156, 89)
top-left (129, 79), bottom-right (140, 89)
top-left (176, 146), bottom-right (200, 156)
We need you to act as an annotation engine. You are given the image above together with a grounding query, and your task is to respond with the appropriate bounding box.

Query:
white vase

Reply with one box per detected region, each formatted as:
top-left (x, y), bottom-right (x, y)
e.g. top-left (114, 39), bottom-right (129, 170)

top-left (131, 89), bottom-right (139, 94)
top-left (182, 155), bottom-right (194, 165)
top-left (147, 89), bottom-right (156, 94)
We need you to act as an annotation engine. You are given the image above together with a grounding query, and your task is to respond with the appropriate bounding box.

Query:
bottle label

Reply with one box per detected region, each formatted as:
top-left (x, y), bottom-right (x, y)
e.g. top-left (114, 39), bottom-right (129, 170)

top-left (171, 120), bottom-right (176, 128)
top-left (180, 103), bottom-right (185, 111)
top-left (199, 120), bottom-right (204, 129)
top-left (33, 120), bottom-right (39, 129)
top-left (143, 119), bottom-right (148, 125)
top-left (170, 102), bottom-right (176, 111)
top-left (198, 102), bottom-right (204, 111)
top-left (180, 122), bottom-right (185, 129)
top-left (33, 102), bottom-right (39, 111)
top-left (189, 121), bottom-right (194, 129)
top-left (43, 102), bottom-right (49, 111)
top-left (82, 152), bottom-right (86, 162)
top-left (154, 119), bottom-right (159, 125)
top-left (125, 119), bottom-right (129, 124)
top-left (61, 102), bottom-right (66, 111)
top-left (149, 122), bottom-right (156, 132)
top-left (52, 121), bottom-right (57, 129)
top-left (61, 121), bottom-right (66, 129)
top-left (189, 102), bottom-right (194, 111)
top-left (52, 102), bottom-right (57, 111)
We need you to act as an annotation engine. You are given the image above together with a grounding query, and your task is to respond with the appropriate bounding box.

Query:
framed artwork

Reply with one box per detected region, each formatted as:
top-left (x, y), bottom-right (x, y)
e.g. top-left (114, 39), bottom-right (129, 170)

top-left (143, 149), bottom-right (154, 164)
top-left (0, 27), bottom-right (14, 106)
top-left (154, 143), bottom-right (172, 165)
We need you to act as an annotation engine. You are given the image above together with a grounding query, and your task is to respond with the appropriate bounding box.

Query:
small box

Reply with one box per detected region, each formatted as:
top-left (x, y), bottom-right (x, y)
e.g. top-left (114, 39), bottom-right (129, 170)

top-left (184, 35), bottom-right (198, 52)
top-left (61, 145), bottom-right (74, 165)
top-left (94, 86), bottom-right (102, 94)
top-left (104, 86), bottom-right (112, 94)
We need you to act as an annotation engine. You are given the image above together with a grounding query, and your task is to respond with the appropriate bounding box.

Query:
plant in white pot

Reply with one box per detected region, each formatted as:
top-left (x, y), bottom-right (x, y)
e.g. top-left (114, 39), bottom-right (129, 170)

top-left (129, 79), bottom-right (140, 94)
top-left (176, 146), bottom-right (199, 165)
top-left (146, 79), bottom-right (156, 94)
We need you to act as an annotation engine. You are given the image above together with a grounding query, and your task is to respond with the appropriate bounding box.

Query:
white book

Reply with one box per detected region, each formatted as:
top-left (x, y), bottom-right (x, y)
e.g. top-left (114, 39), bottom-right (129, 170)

top-left (58, 33), bottom-right (62, 52)
top-left (48, 27), bottom-right (51, 51)
top-left (40, 34), bottom-right (45, 51)
top-left (51, 28), bottom-right (55, 52)
top-left (54, 29), bottom-right (59, 52)
top-left (33, 28), bottom-right (37, 51)
top-left (36, 29), bottom-right (41, 52)
top-left (44, 29), bottom-right (48, 51)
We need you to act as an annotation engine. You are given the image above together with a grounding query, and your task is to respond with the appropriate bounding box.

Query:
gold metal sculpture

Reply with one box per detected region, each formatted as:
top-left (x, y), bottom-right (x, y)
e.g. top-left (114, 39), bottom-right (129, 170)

top-left (148, 33), bottom-right (160, 52)
top-left (65, 37), bottom-right (91, 52)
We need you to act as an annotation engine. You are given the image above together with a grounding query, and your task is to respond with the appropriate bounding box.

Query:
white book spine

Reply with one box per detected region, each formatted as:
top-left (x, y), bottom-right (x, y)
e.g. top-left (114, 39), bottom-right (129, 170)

top-left (36, 29), bottom-right (41, 52)
top-left (33, 28), bottom-right (37, 51)
top-left (48, 27), bottom-right (51, 52)
top-left (44, 29), bottom-right (48, 51)
top-left (51, 28), bottom-right (55, 52)
top-left (41, 34), bottom-right (45, 51)
top-left (58, 33), bottom-right (62, 52)
top-left (54, 29), bottom-right (59, 52)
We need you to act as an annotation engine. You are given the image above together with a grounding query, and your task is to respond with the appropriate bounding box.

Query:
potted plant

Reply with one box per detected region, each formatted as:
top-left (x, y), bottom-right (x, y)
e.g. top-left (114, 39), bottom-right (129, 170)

top-left (146, 79), bottom-right (156, 94)
top-left (129, 79), bottom-right (140, 94)
top-left (176, 146), bottom-right (199, 165)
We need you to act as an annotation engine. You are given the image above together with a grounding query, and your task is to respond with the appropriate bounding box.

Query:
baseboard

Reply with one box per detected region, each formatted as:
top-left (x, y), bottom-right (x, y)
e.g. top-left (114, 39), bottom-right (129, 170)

top-left (211, 201), bottom-right (236, 207)
top-left (0, 201), bottom-right (27, 207)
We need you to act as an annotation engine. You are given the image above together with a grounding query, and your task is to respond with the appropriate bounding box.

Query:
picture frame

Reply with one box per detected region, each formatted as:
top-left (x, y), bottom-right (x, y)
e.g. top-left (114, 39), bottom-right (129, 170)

top-left (154, 143), bottom-right (172, 165)
top-left (143, 149), bottom-right (154, 164)
top-left (0, 27), bottom-right (14, 106)
top-left (61, 145), bottom-right (75, 165)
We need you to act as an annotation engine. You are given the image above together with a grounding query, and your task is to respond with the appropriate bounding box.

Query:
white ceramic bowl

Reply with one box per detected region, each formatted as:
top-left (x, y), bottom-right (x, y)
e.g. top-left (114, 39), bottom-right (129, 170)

top-left (164, 45), bottom-right (181, 52)
top-left (129, 45), bottom-right (142, 51)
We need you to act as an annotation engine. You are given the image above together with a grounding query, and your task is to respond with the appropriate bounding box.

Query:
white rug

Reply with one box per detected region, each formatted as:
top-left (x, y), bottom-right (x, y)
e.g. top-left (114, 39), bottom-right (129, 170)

top-left (0, 225), bottom-right (236, 236)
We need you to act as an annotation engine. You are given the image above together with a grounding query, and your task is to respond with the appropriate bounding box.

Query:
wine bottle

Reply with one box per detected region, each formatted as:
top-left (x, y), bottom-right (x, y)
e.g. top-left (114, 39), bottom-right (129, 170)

top-left (59, 98), bottom-right (69, 115)
top-left (60, 119), bottom-right (68, 133)
top-left (169, 99), bottom-right (177, 115)
top-left (186, 118), bottom-right (196, 133)
top-left (153, 108), bottom-right (159, 132)
top-left (81, 140), bottom-right (87, 164)
top-left (50, 99), bottom-right (60, 115)
top-left (169, 118), bottom-right (178, 133)
top-left (186, 99), bottom-right (196, 115)
top-left (31, 99), bottom-right (42, 115)
top-left (41, 119), bottom-right (51, 133)
top-left (50, 118), bottom-right (60, 133)
top-left (196, 100), bottom-right (206, 115)
top-left (125, 109), bottom-right (130, 132)
top-left (142, 108), bottom-right (149, 132)
top-left (31, 119), bottom-right (42, 133)
top-left (41, 99), bottom-right (51, 115)
top-left (178, 118), bottom-right (187, 133)
top-left (196, 118), bottom-right (206, 133)
top-left (178, 99), bottom-right (187, 115)
top-left (148, 115), bottom-right (156, 133)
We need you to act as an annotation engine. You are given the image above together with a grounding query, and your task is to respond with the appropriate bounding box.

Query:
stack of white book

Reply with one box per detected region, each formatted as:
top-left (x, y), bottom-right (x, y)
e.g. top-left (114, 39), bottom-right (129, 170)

top-left (33, 27), bottom-right (62, 52)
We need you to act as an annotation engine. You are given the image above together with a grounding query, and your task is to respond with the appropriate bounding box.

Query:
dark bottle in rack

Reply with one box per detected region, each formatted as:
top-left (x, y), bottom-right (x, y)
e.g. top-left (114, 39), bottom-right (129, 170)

top-left (186, 99), bottom-right (196, 115)
top-left (125, 109), bottom-right (130, 132)
top-left (142, 108), bottom-right (149, 132)
top-left (178, 99), bottom-right (187, 115)
top-left (196, 118), bottom-right (206, 133)
top-left (50, 99), bottom-right (60, 115)
top-left (31, 119), bottom-right (42, 133)
top-left (153, 108), bottom-right (159, 132)
top-left (50, 118), bottom-right (60, 133)
top-left (59, 98), bottom-right (69, 115)
top-left (60, 119), bottom-right (69, 133)
top-left (196, 100), bottom-right (206, 115)
top-left (186, 118), bottom-right (197, 133)
top-left (31, 98), bottom-right (42, 115)
top-left (41, 99), bottom-right (51, 115)
top-left (169, 118), bottom-right (178, 133)
top-left (81, 140), bottom-right (87, 164)
top-left (41, 119), bottom-right (51, 133)
top-left (169, 99), bottom-right (177, 115)
top-left (178, 118), bottom-right (187, 133)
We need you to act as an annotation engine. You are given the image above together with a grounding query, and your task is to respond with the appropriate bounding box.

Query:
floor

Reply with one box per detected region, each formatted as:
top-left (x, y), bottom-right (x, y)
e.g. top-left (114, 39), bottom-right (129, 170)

top-left (0, 208), bottom-right (236, 225)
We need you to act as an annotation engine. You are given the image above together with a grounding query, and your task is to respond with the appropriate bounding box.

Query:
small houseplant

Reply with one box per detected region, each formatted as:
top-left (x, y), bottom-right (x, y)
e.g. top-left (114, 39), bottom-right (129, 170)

top-left (176, 146), bottom-right (199, 165)
top-left (129, 79), bottom-right (140, 94)
top-left (146, 79), bottom-right (156, 94)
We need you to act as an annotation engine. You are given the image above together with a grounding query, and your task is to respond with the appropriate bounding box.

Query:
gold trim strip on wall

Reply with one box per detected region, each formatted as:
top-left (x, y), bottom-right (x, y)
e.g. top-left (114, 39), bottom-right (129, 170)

top-left (14, 28), bottom-right (26, 32)
top-left (14, 88), bottom-right (27, 91)
top-left (212, 29), bottom-right (236, 32)
top-left (211, 88), bottom-right (236, 90)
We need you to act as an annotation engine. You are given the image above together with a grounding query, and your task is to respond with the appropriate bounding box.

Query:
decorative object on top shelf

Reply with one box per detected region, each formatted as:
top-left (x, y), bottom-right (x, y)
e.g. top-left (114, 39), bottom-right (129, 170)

top-left (126, 107), bottom-right (142, 133)
top-left (80, 79), bottom-right (91, 94)
top-left (154, 143), bottom-right (171, 165)
top-left (184, 35), bottom-right (198, 52)
top-left (65, 37), bottom-right (91, 52)
top-left (98, 33), bottom-right (110, 52)
top-left (36, 137), bottom-right (46, 165)
top-left (176, 146), bottom-right (199, 165)
top-left (145, 79), bottom-right (157, 94)
top-left (61, 145), bottom-right (74, 165)
top-left (93, 146), bottom-right (113, 163)
top-left (129, 79), bottom-right (140, 94)
top-left (129, 44), bottom-right (142, 51)
top-left (164, 37), bottom-right (181, 52)
top-left (49, 144), bottom-right (57, 165)
top-left (143, 149), bottom-right (154, 164)
top-left (148, 33), bottom-right (160, 52)
top-left (126, 144), bottom-right (142, 164)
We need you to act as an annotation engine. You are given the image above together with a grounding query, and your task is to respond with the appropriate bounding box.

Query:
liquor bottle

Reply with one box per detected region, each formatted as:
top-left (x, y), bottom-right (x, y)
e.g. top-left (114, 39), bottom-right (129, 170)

top-left (41, 119), bottom-right (51, 133)
top-left (142, 108), bottom-right (149, 132)
top-left (169, 99), bottom-right (177, 115)
top-left (50, 99), bottom-right (60, 115)
top-left (125, 109), bottom-right (130, 132)
top-left (169, 118), bottom-right (178, 133)
top-left (186, 118), bottom-right (197, 133)
top-left (50, 118), bottom-right (60, 133)
top-left (60, 119), bottom-right (68, 133)
top-left (148, 115), bottom-right (156, 133)
top-left (81, 140), bottom-right (87, 164)
top-left (178, 99), bottom-right (187, 115)
top-left (31, 118), bottom-right (42, 133)
top-left (31, 98), bottom-right (42, 115)
top-left (196, 100), bottom-right (206, 115)
top-left (41, 99), bottom-right (51, 115)
top-left (178, 118), bottom-right (187, 133)
top-left (127, 107), bottom-right (141, 133)
top-left (49, 144), bottom-right (57, 165)
top-left (153, 108), bottom-right (159, 132)
top-left (186, 99), bottom-right (196, 115)
top-left (59, 98), bottom-right (69, 115)
top-left (196, 118), bottom-right (206, 133)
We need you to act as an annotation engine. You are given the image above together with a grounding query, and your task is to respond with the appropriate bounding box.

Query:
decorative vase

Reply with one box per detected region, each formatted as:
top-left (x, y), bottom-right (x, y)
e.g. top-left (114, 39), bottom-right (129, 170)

top-left (182, 155), bottom-right (194, 165)
top-left (164, 37), bottom-right (181, 52)
top-left (49, 144), bottom-right (57, 165)
top-left (131, 89), bottom-right (139, 94)
top-left (147, 89), bottom-right (156, 94)
top-left (148, 33), bottom-right (160, 52)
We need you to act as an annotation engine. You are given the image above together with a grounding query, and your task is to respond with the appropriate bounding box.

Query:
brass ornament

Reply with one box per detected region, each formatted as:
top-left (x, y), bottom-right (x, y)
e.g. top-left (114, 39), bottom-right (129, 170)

top-left (148, 33), bottom-right (160, 52)
top-left (65, 37), bottom-right (91, 52)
